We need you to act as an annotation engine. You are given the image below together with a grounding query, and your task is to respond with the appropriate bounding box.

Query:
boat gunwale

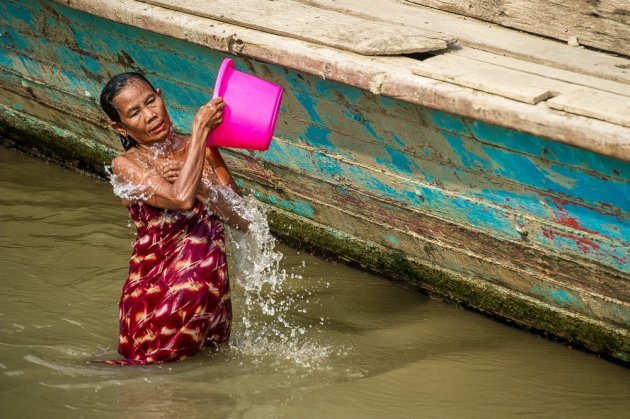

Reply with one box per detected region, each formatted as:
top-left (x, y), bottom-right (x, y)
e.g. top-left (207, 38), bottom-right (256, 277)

top-left (51, 0), bottom-right (630, 162)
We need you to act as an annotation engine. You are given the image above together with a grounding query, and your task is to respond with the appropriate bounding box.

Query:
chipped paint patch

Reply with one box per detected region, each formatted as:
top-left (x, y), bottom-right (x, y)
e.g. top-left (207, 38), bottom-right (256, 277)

top-left (384, 235), bottom-right (400, 247)
top-left (531, 285), bottom-right (585, 309)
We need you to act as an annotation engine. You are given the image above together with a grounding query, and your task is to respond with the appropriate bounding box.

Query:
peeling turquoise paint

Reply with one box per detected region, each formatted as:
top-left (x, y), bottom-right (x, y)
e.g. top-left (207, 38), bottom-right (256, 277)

top-left (260, 137), bottom-right (625, 269)
top-left (442, 131), bottom-right (492, 171)
top-left (262, 194), bottom-right (315, 218)
top-left (531, 285), bottom-right (585, 309)
top-left (0, 2), bottom-right (35, 28)
top-left (299, 124), bottom-right (335, 151)
top-left (384, 235), bottom-right (400, 247)
top-left (293, 89), bottom-right (325, 125)
top-left (535, 229), bottom-right (628, 269)
top-left (441, 130), bottom-right (630, 213)
top-left (431, 110), bottom-right (469, 133)
top-left (374, 145), bottom-right (419, 175)
top-left (473, 189), bottom-right (628, 243)
top-left (469, 121), bottom-right (630, 179)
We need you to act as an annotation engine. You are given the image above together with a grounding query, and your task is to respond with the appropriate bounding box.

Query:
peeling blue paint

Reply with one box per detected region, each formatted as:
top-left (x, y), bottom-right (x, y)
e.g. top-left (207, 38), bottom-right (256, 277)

top-left (531, 285), bottom-right (585, 309)
top-left (374, 146), bottom-right (418, 175)
top-left (469, 121), bottom-right (630, 179)
top-left (257, 193), bottom-right (315, 218)
top-left (293, 89), bottom-right (324, 125)
top-left (431, 110), bottom-right (469, 133)
top-left (384, 235), bottom-right (400, 246)
top-left (390, 133), bottom-right (406, 147)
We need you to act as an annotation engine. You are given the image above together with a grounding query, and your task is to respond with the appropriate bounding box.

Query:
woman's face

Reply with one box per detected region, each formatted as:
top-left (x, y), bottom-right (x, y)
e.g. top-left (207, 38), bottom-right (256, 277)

top-left (111, 80), bottom-right (172, 145)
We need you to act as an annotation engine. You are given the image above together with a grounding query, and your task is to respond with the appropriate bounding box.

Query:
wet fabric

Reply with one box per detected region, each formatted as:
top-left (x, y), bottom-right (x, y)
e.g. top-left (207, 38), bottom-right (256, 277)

top-left (106, 201), bottom-right (232, 365)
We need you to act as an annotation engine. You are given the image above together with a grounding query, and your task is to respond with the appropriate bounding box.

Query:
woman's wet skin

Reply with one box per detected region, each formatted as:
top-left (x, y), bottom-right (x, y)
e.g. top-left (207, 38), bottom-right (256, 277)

top-left (108, 80), bottom-right (248, 232)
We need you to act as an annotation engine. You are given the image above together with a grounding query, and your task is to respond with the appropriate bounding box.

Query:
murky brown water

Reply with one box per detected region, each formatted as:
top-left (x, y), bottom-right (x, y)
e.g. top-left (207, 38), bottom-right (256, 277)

top-left (1, 146), bottom-right (629, 419)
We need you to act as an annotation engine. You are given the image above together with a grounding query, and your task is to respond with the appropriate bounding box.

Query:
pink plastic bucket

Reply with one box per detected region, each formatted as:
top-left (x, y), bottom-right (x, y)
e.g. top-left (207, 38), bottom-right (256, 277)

top-left (207, 58), bottom-right (283, 150)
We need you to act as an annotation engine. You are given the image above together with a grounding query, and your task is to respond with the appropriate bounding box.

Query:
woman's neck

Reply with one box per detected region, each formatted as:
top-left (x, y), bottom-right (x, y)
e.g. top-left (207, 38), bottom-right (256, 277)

top-left (135, 127), bottom-right (187, 158)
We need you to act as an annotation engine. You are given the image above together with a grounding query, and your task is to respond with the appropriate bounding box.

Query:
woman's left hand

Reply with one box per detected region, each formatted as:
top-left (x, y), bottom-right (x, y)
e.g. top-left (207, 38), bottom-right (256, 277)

top-left (157, 160), bottom-right (182, 183)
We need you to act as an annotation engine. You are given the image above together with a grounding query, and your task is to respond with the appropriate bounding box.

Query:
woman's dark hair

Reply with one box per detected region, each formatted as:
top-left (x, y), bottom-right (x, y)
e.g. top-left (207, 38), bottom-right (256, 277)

top-left (100, 72), bottom-right (157, 150)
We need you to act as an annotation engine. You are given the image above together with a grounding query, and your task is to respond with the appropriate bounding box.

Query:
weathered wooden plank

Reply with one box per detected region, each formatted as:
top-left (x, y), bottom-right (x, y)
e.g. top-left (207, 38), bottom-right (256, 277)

top-left (295, 0), bottom-right (630, 84)
top-left (275, 110), bottom-right (630, 223)
top-left (265, 65), bottom-right (630, 221)
top-left (228, 149), bottom-right (628, 292)
top-left (411, 54), bottom-right (553, 104)
top-left (0, 46), bottom-right (208, 130)
top-left (255, 137), bottom-right (629, 271)
top-left (404, 0), bottom-right (630, 56)
top-left (251, 57), bottom-right (629, 180)
top-left (450, 48), bottom-right (630, 98)
top-left (137, 0), bottom-right (454, 55)
top-left (226, 158), bottom-right (630, 329)
top-left (51, 0), bottom-right (630, 161)
top-left (0, 3), bottom-right (224, 92)
top-left (0, 100), bottom-right (117, 173)
top-left (547, 89), bottom-right (630, 128)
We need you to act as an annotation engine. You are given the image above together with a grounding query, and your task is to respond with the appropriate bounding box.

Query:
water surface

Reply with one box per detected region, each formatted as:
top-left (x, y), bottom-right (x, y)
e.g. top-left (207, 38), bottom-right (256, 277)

top-left (0, 146), bottom-right (628, 418)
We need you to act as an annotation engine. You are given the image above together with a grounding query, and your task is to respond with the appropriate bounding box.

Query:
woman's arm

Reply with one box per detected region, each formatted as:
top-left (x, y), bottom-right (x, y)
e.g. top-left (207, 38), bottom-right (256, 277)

top-left (206, 146), bottom-right (241, 194)
top-left (197, 147), bottom-right (251, 232)
top-left (111, 98), bottom-right (224, 210)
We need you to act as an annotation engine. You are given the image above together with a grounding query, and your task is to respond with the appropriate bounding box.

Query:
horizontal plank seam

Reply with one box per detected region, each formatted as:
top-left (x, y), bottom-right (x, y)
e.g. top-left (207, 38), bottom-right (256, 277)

top-left (232, 162), bottom-right (630, 278)
top-left (281, 111), bottom-right (630, 185)
top-left (263, 203), bottom-right (630, 328)
top-left (265, 136), bottom-right (630, 227)
top-left (0, 103), bottom-right (116, 155)
top-left (0, 84), bottom-right (110, 131)
top-left (456, 53), bottom-right (630, 98)
top-left (0, 44), bottom-right (214, 96)
top-left (280, 112), bottom-right (630, 194)
top-left (49, 0), bottom-right (630, 161)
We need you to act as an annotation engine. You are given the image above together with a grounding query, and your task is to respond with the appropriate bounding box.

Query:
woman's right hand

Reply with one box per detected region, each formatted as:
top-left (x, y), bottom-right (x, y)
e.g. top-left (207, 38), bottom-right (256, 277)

top-left (193, 97), bottom-right (225, 132)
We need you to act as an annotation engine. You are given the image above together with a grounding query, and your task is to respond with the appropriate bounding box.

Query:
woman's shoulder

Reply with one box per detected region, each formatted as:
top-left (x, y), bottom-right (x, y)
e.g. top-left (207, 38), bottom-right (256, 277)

top-left (111, 149), bottom-right (142, 174)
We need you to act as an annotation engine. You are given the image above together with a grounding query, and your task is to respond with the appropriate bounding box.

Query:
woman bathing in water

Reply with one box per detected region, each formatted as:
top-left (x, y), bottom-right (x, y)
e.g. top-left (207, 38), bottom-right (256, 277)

top-left (100, 72), bottom-right (249, 364)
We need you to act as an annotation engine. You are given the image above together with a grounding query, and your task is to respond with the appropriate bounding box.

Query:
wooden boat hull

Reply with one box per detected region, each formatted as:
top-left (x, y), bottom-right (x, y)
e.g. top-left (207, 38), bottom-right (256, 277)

top-left (1, 0), bottom-right (628, 363)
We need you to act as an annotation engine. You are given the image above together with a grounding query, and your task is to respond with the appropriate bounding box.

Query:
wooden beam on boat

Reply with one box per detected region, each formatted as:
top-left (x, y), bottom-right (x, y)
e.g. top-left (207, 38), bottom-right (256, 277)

top-left (298, 0), bottom-right (630, 85)
top-left (404, 0), bottom-right (630, 57)
top-left (137, 0), bottom-right (455, 55)
top-left (53, 0), bottom-right (630, 162)
top-left (409, 53), bottom-right (630, 125)
top-left (450, 48), bottom-right (630, 98)
top-left (548, 89), bottom-right (630, 128)
top-left (410, 54), bottom-right (553, 104)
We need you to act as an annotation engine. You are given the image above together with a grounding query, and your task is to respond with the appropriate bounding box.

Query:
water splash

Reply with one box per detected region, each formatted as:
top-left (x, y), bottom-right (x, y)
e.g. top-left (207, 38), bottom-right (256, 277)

top-left (204, 185), bottom-right (332, 368)
top-left (107, 169), bottom-right (154, 203)
top-left (105, 128), bottom-right (176, 203)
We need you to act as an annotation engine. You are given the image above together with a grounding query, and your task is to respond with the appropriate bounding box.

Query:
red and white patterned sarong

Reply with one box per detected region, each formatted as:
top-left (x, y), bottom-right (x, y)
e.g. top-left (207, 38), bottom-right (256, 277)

top-left (106, 201), bottom-right (231, 365)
